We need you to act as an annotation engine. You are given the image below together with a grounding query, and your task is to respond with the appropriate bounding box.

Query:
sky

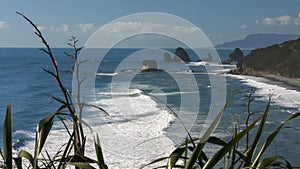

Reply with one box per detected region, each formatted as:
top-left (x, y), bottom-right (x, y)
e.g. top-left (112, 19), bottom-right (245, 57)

top-left (0, 1), bottom-right (300, 47)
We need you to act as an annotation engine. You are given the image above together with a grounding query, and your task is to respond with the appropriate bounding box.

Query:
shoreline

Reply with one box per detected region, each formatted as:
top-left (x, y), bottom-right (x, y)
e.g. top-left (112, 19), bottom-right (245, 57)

top-left (228, 70), bottom-right (300, 91)
top-left (253, 74), bottom-right (300, 91)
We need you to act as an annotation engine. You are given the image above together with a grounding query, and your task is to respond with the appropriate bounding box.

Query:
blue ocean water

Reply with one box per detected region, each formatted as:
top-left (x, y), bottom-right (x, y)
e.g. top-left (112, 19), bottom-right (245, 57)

top-left (0, 48), bottom-right (299, 167)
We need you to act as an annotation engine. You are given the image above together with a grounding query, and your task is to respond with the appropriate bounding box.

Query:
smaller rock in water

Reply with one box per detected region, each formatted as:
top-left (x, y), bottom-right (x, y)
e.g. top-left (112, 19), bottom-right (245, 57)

top-left (163, 52), bottom-right (173, 62)
top-left (142, 59), bottom-right (161, 71)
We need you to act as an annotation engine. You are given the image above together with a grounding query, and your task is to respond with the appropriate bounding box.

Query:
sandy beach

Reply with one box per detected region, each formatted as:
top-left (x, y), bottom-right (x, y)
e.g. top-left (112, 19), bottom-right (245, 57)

top-left (257, 74), bottom-right (300, 90)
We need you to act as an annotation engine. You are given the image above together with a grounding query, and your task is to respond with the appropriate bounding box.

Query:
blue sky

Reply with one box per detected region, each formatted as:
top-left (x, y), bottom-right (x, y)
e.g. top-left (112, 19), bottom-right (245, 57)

top-left (0, 1), bottom-right (300, 47)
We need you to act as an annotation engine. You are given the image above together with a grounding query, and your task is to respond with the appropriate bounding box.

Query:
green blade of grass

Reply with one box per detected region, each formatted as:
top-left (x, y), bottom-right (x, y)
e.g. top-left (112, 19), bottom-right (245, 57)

top-left (33, 104), bottom-right (66, 169)
top-left (167, 147), bottom-right (186, 169)
top-left (13, 157), bottom-right (22, 169)
top-left (184, 137), bottom-right (188, 166)
top-left (184, 134), bottom-right (207, 169)
top-left (3, 103), bottom-right (12, 169)
top-left (0, 148), bottom-right (4, 162)
top-left (278, 156), bottom-right (293, 169)
top-left (63, 154), bottom-right (97, 163)
top-left (139, 157), bottom-right (169, 169)
top-left (207, 136), bottom-right (227, 146)
top-left (200, 96), bottom-right (232, 144)
top-left (94, 134), bottom-right (108, 169)
top-left (257, 156), bottom-right (279, 168)
top-left (230, 124), bottom-right (238, 169)
top-left (178, 137), bottom-right (199, 147)
top-left (68, 162), bottom-right (96, 169)
top-left (244, 98), bottom-right (271, 166)
top-left (16, 150), bottom-right (34, 167)
top-left (33, 110), bottom-right (58, 169)
top-left (185, 97), bottom-right (232, 169)
top-left (203, 115), bottom-right (262, 169)
top-left (252, 112), bottom-right (300, 167)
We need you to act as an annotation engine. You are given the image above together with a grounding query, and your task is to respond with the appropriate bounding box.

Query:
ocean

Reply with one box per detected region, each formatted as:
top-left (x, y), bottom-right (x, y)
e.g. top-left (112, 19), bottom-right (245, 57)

top-left (0, 48), bottom-right (299, 168)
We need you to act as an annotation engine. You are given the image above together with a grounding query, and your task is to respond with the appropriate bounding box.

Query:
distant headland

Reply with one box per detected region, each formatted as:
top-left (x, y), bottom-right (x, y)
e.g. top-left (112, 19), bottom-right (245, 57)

top-left (228, 37), bottom-right (300, 87)
top-left (216, 33), bottom-right (300, 49)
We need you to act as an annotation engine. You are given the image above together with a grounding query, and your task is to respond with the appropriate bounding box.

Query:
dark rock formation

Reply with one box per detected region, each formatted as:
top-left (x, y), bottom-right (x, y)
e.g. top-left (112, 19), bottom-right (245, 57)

top-left (231, 38), bottom-right (300, 78)
top-left (222, 48), bottom-right (244, 64)
top-left (229, 58), bottom-right (244, 74)
top-left (174, 47), bottom-right (191, 62)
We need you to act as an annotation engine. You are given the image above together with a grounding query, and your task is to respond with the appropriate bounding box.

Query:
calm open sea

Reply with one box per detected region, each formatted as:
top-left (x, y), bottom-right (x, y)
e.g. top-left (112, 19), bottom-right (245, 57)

top-left (0, 48), bottom-right (299, 168)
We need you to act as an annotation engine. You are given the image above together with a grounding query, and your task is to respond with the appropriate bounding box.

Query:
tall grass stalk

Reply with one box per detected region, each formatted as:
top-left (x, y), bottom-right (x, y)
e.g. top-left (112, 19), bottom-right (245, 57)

top-left (3, 103), bottom-right (12, 169)
top-left (5, 12), bottom-right (109, 168)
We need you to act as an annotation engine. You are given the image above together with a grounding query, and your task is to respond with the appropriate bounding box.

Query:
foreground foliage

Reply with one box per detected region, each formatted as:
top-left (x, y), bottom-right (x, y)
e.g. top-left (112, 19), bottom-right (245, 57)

top-left (0, 12), bottom-right (108, 169)
top-left (144, 97), bottom-right (300, 169)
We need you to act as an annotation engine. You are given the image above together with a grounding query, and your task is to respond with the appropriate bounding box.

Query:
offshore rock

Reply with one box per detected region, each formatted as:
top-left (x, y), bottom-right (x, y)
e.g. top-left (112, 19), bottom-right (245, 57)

top-left (163, 52), bottom-right (173, 62)
top-left (174, 47), bottom-right (191, 62)
top-left (141, 59), bottom-right (162, 71)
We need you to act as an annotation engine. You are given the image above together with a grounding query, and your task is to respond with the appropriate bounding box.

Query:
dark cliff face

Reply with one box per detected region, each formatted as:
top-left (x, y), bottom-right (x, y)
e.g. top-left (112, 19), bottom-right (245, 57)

top-left (174, 47), bottom-right (191, 62)
top-left (239, 38), bottom-right (300, 78)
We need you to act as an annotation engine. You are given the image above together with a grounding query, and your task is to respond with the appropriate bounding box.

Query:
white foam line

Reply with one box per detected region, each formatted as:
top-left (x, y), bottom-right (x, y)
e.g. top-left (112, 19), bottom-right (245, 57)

top-left (97, 72), bottom-right (118, 76)
top-left (85, 91), bottom-right (176, 168)
top-left (228, 74), bottom-right (300, 111)
top-left (18, 91), bottom-right (175, 169)
top-left (186, 61), bottom-right (207, 66)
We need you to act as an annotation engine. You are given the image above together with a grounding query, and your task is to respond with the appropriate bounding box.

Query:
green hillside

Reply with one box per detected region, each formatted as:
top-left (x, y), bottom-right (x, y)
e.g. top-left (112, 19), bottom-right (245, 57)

top-left (242, 38), bottom-right (300, 78)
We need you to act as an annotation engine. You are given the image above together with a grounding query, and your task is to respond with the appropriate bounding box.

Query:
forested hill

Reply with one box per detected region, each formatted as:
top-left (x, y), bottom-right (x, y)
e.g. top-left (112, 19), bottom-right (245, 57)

top-left (239, 38), bottom-right (300, 78)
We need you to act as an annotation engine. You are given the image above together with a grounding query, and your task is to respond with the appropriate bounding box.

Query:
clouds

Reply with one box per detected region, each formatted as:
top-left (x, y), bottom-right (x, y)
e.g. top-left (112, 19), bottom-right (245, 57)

top-left (100, 21), bottom-right (199, 38)
top-left (261, 13), bottom-right (300, 26)
top-left (262, 17), bottom-right (276, 25)
top-left (51, 24), bottom-right (69, 32)
top-left (276, 15), bottom-right (291, 25)
top-left (0, 21), bottom-right (8, 29)
top-left (86, 20), bottom-right (209, 48)
top-left (294, 13), bottom-right (300, 25)
top-left (37, 26), bottom-right (45, 31)
top-left (263, 15), bottom-right (291, 25)
top-left (78, 23), bottom-right (96, 32)
top-left (36, 23), bottom-right (97, 33)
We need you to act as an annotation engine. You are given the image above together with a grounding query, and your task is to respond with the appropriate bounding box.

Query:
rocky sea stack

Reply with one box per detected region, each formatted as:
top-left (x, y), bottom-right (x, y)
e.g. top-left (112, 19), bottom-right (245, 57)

top-left (141, 59), bottom-right (162, 71)
top-left (174, 47), bottom-right (191, 62)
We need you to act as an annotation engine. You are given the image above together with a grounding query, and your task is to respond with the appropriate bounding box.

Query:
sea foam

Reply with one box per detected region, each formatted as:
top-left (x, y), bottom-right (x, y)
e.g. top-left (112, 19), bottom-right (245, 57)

top-left (87, 89), bottom-right (176, 168)
top-left (17, 89), bottom-right (175, 169)
top-left (228, 74), bottom-right (300, 111)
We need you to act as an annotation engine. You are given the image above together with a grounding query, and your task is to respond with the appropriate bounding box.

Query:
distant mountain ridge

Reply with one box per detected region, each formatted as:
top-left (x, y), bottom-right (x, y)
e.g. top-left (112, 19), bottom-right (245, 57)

top-left (216, 33), bottom-right (300, 49)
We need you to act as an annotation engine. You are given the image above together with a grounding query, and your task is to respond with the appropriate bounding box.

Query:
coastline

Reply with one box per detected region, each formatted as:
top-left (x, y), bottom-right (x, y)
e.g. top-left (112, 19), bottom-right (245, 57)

top-left (227, 72), bottom-right (300, 113)
top-left (228, 67), bottom-right (300, 91)
top-left (254, 74), bottom-right (300, 91)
